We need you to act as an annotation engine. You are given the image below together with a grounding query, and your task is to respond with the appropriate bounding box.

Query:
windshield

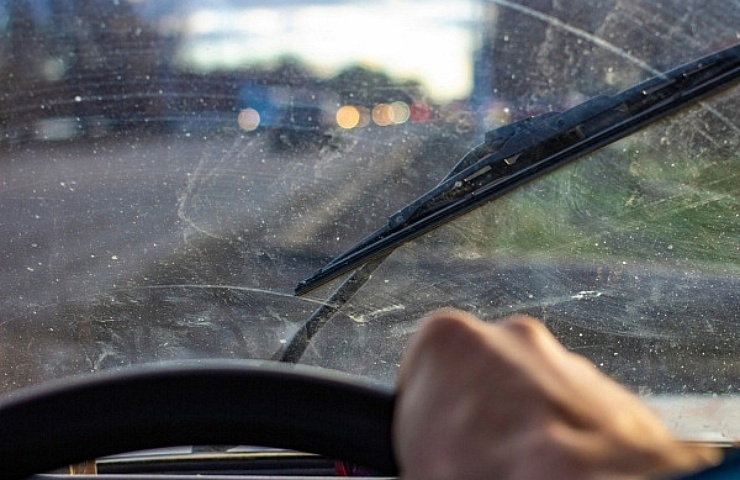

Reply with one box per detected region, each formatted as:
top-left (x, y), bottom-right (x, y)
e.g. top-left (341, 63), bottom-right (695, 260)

top-left (1, 0), bottom-right (738, 444)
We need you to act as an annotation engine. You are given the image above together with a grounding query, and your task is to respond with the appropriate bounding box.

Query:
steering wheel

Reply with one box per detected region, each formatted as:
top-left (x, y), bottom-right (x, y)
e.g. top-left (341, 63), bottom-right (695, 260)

top-left (0, 361), bottom-right (398, 480)
top-left (1, 361), bottom-right (738, 480)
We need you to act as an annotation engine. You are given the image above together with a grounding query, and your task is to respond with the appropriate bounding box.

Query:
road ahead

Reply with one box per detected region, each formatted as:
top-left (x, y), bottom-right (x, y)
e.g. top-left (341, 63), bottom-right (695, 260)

top-left (0, 125), bottom-right (451, 308)
top-left (0, 124), bottom-right (469, 387)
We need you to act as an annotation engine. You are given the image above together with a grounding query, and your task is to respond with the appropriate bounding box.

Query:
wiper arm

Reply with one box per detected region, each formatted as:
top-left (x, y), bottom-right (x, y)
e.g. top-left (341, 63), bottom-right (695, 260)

top-left (296, 43), bottom-right (740, 296)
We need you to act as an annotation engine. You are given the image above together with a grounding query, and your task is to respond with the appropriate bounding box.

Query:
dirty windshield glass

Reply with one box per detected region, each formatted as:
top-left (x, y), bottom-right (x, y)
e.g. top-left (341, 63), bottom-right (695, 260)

top-left (1, 1), bottom-right (738, 442)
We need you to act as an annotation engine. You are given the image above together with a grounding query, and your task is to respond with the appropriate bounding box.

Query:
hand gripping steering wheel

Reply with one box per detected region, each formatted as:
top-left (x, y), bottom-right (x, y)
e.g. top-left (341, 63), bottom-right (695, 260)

top-left (1, 360), bottom-right (737, 480)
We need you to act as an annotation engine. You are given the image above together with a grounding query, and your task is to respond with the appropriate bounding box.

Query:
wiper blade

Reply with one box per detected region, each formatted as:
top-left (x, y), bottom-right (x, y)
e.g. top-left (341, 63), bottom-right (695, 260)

top-left (296, 43), bottom-right (740, 296)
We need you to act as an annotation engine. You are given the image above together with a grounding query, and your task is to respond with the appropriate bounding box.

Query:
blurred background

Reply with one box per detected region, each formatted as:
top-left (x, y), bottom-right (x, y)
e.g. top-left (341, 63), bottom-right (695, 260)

top-left (0, 0), bottom-right (476, 143)
top-left (4, 0), bottom-right (730, 143)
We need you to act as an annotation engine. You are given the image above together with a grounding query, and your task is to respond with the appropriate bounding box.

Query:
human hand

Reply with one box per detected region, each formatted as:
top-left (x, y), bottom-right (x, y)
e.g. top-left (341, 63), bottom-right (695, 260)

top-left (393, 309), bottom-right (720, 480)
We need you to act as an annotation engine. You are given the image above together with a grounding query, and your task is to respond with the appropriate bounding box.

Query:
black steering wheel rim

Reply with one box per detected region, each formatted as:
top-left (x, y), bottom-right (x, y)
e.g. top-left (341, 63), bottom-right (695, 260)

top-left (0, 361), bottom-right (398, 480)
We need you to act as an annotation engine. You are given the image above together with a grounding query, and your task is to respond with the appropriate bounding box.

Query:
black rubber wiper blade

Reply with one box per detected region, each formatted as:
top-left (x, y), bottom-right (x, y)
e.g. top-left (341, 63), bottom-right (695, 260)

top-left (296, 43), bottom-right (740, 296)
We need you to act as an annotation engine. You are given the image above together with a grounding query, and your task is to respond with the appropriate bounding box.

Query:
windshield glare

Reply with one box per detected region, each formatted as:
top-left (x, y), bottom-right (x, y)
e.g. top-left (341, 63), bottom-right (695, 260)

top-left (0, 0), bottom-right (738, 443)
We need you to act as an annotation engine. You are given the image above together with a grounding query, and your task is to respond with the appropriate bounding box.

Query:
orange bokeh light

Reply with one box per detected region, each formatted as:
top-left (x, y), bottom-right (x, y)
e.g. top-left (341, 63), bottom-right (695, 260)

top-left (336, 105), bottom-right (361, 129)
top-left (372, 103), bottom-right (393, 126)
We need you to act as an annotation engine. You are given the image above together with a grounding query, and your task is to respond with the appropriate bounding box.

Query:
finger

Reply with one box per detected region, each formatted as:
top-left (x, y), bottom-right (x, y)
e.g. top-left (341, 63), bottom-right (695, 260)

top-left (396, 308), bottom-right (483, 389)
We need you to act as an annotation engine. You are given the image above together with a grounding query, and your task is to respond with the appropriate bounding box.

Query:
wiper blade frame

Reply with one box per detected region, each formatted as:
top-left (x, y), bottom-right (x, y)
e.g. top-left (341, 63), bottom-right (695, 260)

top-left (296, 44), bottom-right (740, 296)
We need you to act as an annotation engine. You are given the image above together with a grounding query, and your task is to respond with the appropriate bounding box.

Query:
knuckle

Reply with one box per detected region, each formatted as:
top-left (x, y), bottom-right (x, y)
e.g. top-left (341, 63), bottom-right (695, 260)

top-left (415, 308), bottom-right (491, 358)
top-left (419, 308), bottom-right (479, 342)
top-left (498, 314), bottom-right (550, 341)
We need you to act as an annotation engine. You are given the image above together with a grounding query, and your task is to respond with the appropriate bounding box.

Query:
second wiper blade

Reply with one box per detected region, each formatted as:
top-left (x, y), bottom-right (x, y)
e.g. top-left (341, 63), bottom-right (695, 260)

top-left (296, 43), bottom-right (740, 296)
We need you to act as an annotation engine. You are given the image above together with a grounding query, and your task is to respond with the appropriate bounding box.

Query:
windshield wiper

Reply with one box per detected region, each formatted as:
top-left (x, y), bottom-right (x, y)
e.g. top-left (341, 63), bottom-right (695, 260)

top-left (296, 43), bottom-right (740, 296)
